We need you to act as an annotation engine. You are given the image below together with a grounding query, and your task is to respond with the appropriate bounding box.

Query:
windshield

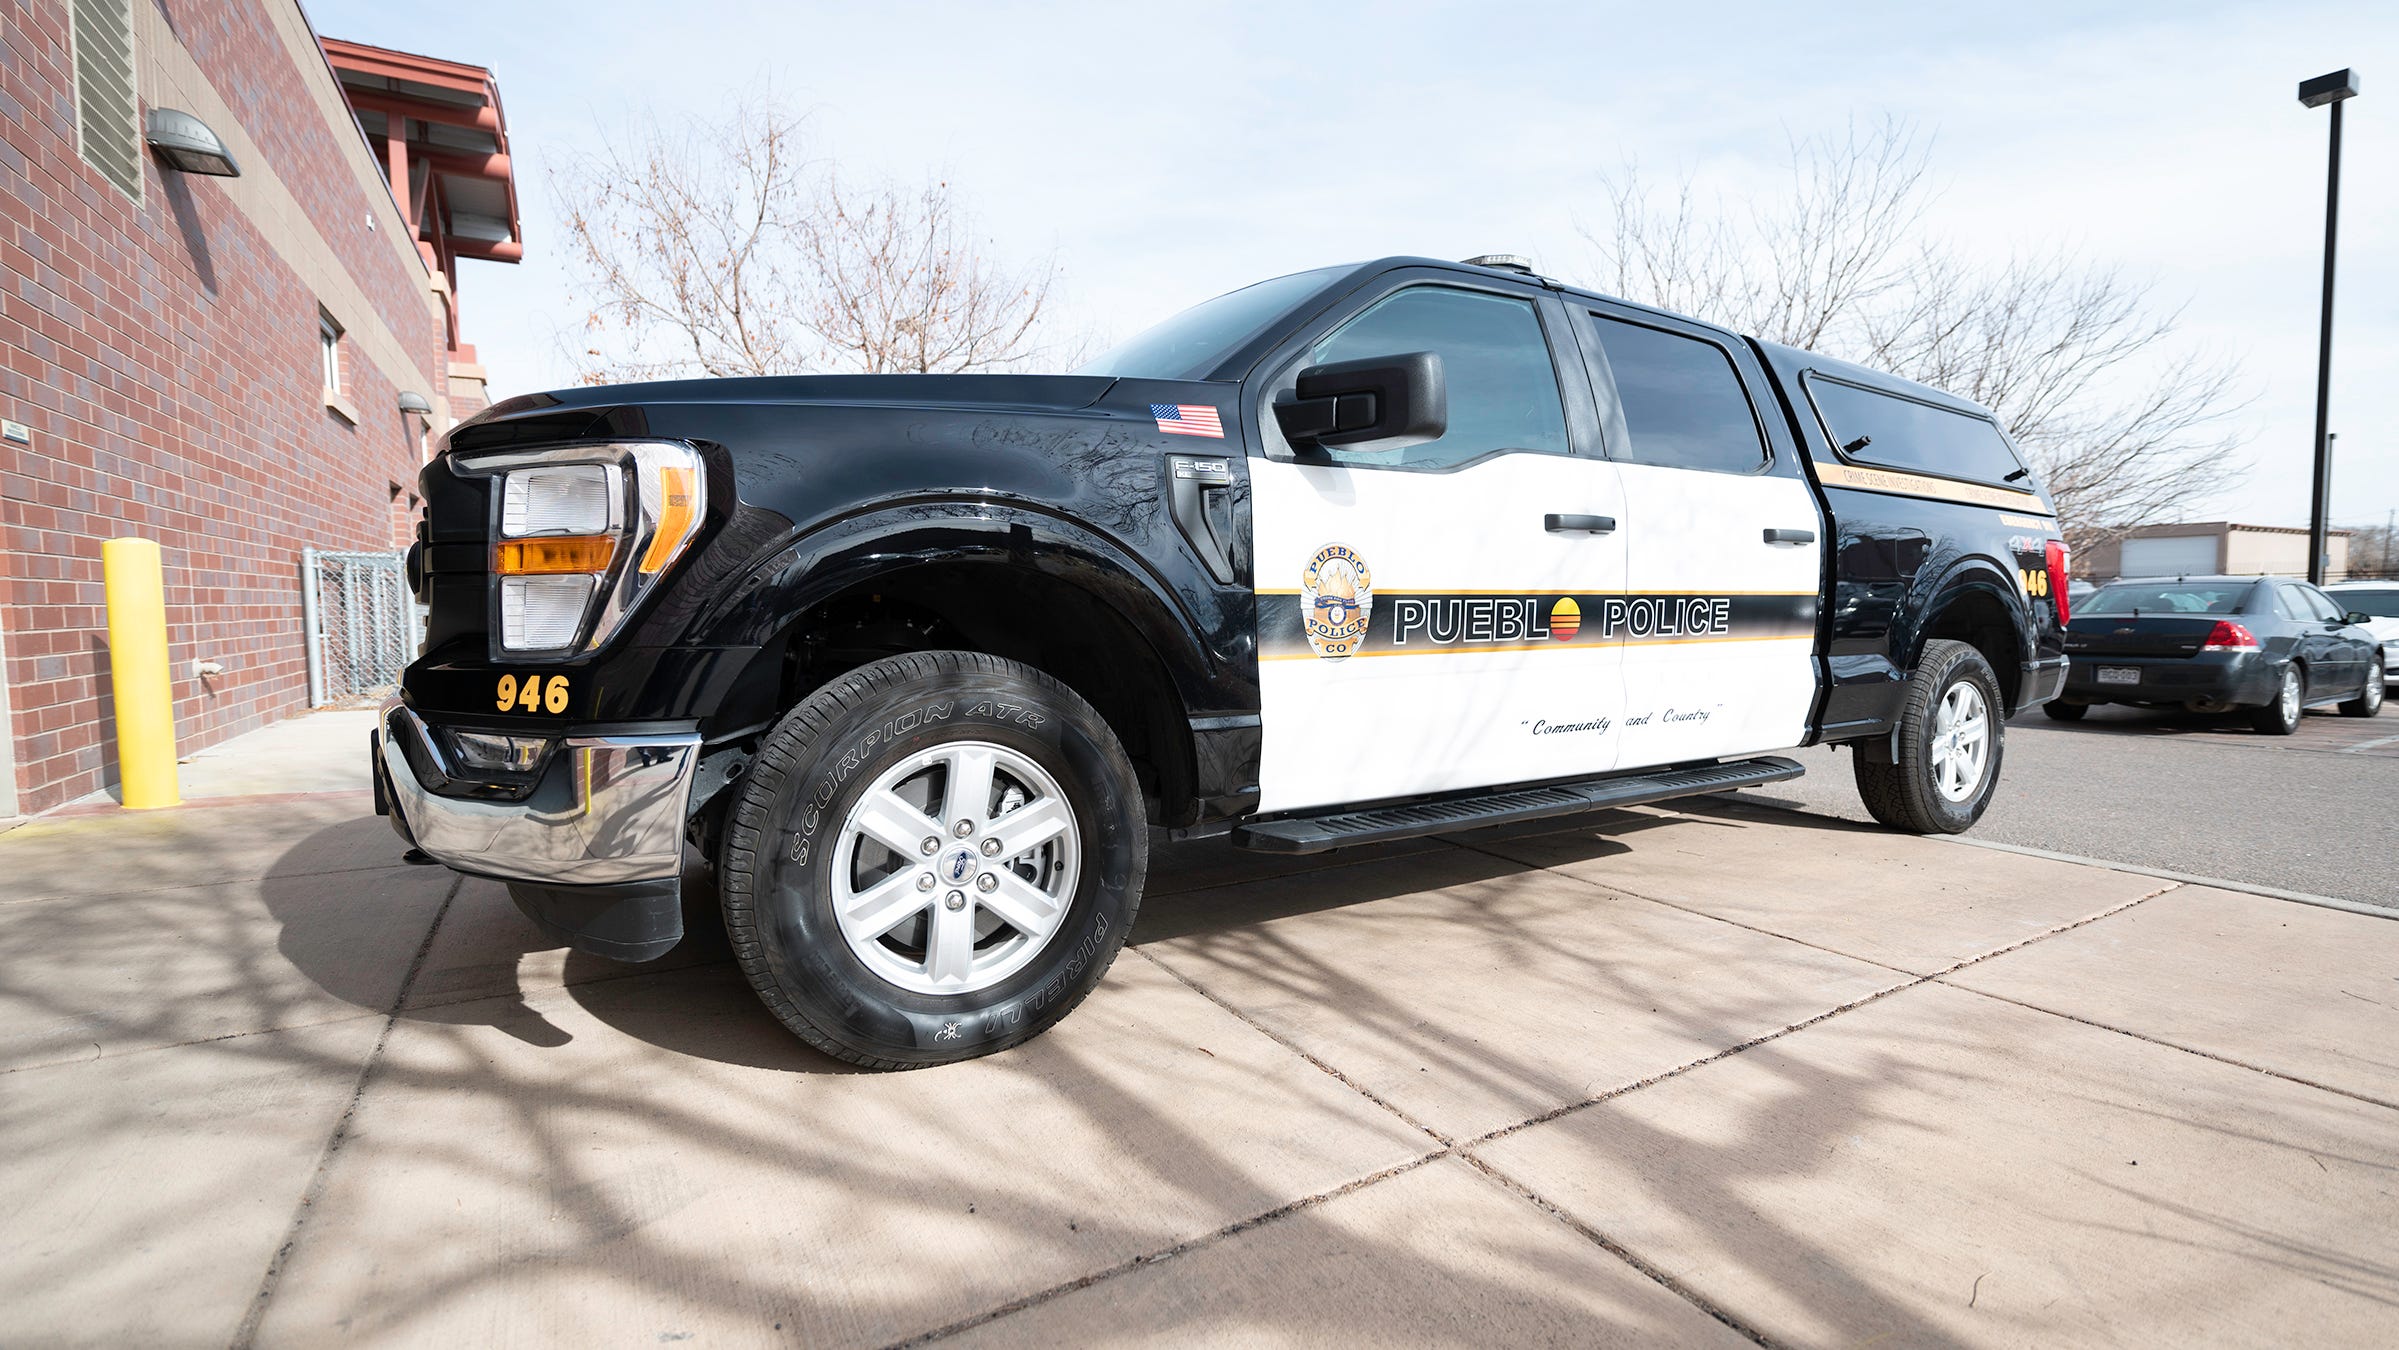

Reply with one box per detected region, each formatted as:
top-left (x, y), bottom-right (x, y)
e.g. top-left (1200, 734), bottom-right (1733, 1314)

top-left (1078, 267), bottom-right (1348, 381)
top-left (2334, 587), bottom-right (2399, 619)
top-left (2084, 582), bottom-right (2252, 615)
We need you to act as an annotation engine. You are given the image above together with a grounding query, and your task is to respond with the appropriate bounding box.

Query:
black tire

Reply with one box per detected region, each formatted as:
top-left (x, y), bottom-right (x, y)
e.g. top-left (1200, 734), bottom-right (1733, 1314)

top-left (2249, 664), bottom-right (2304, 735)
top-left (2041, 700), bottom-right (2089, 722)
top-left (1852, 639), bottom-right (2006, 835)
top-left (718, 651), bottom-right (1146, 1069)
top-left (2339, 656), bottom-right (2385, 718)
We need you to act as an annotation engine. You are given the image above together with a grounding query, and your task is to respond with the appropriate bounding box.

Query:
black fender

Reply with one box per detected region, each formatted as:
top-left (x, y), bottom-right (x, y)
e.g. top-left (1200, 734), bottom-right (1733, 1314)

top-left (685, 498), bottom-right (1238, 709)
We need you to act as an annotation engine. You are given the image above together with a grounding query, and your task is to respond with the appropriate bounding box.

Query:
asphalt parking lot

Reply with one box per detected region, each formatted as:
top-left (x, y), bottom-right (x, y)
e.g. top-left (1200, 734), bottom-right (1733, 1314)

top-left (3, 709), bottom-right (2395, 1348)
top-left (1762, 701), bottom-right (2399, 909)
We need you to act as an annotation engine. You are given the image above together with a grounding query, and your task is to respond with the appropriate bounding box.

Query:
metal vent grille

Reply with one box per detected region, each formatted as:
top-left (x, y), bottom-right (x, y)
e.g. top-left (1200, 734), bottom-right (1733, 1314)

top-left (71, 0), bottom-right (139, 199)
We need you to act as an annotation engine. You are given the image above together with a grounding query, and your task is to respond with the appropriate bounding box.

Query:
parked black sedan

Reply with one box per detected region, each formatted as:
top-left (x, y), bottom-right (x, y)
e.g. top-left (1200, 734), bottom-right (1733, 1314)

top-left (2048, 575), bottom-right (2384, 734)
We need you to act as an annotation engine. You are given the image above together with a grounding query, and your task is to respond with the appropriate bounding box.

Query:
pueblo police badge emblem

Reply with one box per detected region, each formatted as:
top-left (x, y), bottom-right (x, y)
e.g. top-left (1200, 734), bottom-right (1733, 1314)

top-left (1302, 543), bottom-right (1373, 658)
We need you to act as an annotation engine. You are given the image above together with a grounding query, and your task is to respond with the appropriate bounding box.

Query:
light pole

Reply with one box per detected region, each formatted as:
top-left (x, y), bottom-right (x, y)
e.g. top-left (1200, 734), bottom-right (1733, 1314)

top-left (2300, 68), bottom-right (2358, 585)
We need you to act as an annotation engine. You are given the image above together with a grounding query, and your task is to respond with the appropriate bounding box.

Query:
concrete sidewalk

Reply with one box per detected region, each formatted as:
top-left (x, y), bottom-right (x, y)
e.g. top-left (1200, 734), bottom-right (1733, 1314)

top-left (2, 710), bottom-right (2395, 1347)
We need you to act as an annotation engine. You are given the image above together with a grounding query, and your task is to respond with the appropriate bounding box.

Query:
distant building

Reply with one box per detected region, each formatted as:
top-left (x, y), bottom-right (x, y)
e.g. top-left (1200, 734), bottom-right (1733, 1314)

top-left (0, 2), bottom-right (520, 816)
top-left (2080, 523), bottom-right (2353, 583)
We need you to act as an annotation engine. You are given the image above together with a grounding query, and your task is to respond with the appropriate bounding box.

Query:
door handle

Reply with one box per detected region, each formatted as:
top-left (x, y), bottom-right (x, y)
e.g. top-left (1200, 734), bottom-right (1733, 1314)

top-left (1545, 513), bottom-right (1616, 534)
top-left (1763, 528), bottom-right (1816, 545)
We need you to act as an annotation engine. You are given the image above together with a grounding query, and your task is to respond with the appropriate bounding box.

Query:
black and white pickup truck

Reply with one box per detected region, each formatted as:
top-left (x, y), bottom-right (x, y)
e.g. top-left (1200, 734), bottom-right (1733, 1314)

top-left (375, 254), bottom-right (2070, 1067)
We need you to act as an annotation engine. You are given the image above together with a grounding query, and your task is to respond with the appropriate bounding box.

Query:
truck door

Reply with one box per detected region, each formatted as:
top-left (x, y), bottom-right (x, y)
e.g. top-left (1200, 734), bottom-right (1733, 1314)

top-left (1569, 305), bottom-right (1823, 767)
top-left (1249, 276), bottom-right (1627, 814)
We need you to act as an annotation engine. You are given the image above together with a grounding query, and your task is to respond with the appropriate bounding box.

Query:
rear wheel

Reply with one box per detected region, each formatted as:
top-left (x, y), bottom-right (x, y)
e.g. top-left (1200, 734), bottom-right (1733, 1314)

top-left (1853, 639), bottom-right (2005, 835)
top-left (2041, 700), bottom-right (2089, 722)
top-left (719, 651), bottom-right (1146, 1069)
top-left (2249, 665), bottom-right (2304, 735)
top-left (2340, 656), bottom-right (2385, 717)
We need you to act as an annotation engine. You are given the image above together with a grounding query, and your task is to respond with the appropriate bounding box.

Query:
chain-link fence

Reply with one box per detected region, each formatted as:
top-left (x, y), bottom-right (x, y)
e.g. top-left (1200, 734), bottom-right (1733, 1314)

top-left (302, 548), bottom-right (422, 706)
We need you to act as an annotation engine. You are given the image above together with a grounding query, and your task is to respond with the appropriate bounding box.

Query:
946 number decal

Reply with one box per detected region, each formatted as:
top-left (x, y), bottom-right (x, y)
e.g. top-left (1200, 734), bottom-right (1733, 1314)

top-left (495, 673), bottom-right (570, 715)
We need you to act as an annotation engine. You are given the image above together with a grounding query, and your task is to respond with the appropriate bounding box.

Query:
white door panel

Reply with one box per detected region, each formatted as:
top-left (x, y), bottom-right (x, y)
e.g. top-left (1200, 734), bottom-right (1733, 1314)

top-left (1614, 462), bottom-right (1821, 767)
top-left (1252, 454), bottom-right (1627, 813)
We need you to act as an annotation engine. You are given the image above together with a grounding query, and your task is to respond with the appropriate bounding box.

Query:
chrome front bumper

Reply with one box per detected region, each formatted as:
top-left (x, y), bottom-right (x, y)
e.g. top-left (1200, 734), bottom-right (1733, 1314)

top-left (376, 703), bottom-right (701, 886)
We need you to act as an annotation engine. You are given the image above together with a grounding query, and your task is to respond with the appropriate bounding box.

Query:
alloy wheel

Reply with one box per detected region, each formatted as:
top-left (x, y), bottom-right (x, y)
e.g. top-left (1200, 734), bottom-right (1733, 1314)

top-left (830, 740), bottom-right (1081, 996)
top-left (1930, 681), bottom-right (1991, 803)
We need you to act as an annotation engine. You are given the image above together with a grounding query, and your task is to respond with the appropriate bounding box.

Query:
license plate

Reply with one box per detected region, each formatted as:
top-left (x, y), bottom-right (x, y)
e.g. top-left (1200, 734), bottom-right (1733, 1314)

top-left (2096, 667), bottom-right (2140, 686)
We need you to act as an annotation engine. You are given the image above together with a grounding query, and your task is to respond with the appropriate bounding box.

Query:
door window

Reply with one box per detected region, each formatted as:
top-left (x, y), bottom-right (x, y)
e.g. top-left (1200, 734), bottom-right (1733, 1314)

top-left (2299, 586), bottom-right (2343, 623)
top-left (1587, 316), bottom-right (1767, 474)
top-left (1305, 286), bottom-right (1570, 471)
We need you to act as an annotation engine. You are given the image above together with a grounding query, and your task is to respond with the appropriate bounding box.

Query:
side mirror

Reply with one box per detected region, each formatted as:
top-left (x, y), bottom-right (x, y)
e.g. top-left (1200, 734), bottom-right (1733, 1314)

top-left (2347, 611), bottom-right (2374, 626)
top-left (1272, 351), bottom-right (1446, 452)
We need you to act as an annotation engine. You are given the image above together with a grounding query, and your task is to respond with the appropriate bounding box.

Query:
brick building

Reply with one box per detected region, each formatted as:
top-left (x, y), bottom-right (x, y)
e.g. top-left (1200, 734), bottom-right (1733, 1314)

top-left (0, 2), bottom-right (518, 816)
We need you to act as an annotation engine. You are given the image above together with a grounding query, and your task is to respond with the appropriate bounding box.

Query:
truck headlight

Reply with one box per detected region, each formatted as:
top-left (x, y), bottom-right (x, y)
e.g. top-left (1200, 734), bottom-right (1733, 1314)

top-left (453, 442), bottom-right (706, 658)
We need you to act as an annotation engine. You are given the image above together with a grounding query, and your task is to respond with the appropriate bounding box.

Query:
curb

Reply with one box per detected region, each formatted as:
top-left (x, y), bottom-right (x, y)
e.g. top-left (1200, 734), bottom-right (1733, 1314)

top-left (1706, 791), bottom-right (2395, 922)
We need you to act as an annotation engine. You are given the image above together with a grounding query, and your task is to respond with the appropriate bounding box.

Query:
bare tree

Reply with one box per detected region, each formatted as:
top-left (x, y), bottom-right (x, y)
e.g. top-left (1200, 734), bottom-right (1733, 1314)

top-left (1582, 118), bottom-right (2246, 551)
top-left (554, 97), bottom-right (1061, 382)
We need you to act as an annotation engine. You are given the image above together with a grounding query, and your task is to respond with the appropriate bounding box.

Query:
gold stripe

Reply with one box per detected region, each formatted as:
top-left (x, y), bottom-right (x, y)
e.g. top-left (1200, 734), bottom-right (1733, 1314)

top-left (1815, 462), bottom-right (2052, 515)
top-left (1258, 633), bottom-right (1815, 661)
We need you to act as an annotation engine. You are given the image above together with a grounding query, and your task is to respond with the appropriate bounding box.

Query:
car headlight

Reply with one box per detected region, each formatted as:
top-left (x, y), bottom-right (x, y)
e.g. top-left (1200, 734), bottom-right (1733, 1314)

top-left (452, 442), bottom-right (706, 659)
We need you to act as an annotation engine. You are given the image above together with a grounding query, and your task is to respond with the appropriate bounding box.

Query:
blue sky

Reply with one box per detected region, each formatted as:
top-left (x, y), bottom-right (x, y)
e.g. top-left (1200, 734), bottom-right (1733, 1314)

top-left (304, 0), bottom-right (2396, 531)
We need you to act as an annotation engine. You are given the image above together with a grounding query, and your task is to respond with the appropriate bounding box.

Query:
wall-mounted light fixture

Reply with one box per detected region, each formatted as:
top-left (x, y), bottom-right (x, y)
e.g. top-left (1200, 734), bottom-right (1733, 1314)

top-left (396, 391), bottom-right (434, 415)
top-left (144, 109), bottom-right (241, 177)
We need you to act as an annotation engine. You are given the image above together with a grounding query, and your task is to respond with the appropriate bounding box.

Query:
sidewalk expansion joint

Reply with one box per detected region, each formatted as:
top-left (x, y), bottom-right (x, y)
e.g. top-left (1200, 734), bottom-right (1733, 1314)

top-left (227, 872), bottom-right (462, 1350)
top-left (885, 1150), bottom-right (1453, 1348)
top-left (0, 1005), bottom-right (394, 1079)
top-left (1130, 945), bottom-right (1453, 1147)
top-left (1457, 879), bottom-right (2179, 1152)
top-left (1456, 1151), bottom-right (1778, 1348)
top-left (1935, 980), bottom-right (2399, 1114)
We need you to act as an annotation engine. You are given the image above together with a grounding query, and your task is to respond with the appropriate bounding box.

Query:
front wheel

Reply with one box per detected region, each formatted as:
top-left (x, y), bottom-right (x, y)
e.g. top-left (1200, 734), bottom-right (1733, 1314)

top-left (2249, 665), bottom-right (2304, 735)
top-left (1853, 639), bottom-right (2005, 834)
top-left (2340, 656), bottom-right (2385, 717)
top-left (718, 651), bottom-right (1146, 1069)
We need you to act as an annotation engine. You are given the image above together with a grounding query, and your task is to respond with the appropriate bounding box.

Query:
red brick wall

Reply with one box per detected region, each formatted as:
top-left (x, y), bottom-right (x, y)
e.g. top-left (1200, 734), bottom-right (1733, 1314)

top-left (0, 0), bottom-right (441, 814)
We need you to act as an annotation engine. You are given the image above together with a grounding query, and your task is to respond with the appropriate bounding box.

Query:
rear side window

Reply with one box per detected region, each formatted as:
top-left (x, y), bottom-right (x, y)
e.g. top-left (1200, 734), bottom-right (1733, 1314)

top-left (1588, 316), bottom-right (1766, 473)
top-left (1307, 286), bottom-right (1570, 471)
top-left (1807, 377), bottom-right (2025, 486)
top-left (2085, 582), bottom-right (2251, 615)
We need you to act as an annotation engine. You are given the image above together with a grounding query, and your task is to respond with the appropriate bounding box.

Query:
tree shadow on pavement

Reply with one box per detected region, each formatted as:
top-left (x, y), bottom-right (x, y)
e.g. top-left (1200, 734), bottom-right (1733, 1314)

top-left (24, 798), bottom-right (2365, 1345)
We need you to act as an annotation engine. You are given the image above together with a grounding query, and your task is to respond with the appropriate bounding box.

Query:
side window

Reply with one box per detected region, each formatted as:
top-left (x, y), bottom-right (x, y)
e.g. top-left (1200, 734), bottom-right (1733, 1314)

top-left (1807, 377), bottom-right (2026, 486)
top-left (1587, 316), bottom-right (1766, 474)
top-left (2272, 586), bottom-right (2313, 621)
top-left (2301, 587), bottom-right (2342, 623)
top-left (1306, 287), bottom-right (1569, 470)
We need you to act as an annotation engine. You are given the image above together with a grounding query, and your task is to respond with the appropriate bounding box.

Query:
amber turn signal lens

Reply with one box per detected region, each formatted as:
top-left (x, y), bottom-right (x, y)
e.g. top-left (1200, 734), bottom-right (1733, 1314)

top-left (639, 466), bottom-right (700, 574)
top-left (494, 535), bottom-right (617, 576)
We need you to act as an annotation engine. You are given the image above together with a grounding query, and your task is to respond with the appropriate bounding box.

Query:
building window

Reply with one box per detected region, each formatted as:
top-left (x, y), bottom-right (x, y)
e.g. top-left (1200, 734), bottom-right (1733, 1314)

top-left (70, 0), bottom-right (140, 200)
top-left (320, 311), bottom-right (343, 393)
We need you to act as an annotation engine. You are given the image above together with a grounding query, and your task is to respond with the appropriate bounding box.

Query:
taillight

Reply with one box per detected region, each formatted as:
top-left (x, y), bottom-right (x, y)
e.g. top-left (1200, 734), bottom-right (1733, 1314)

top-left (2045, 539), bottom-right (2072, 624)
top-left (2201, 621), bottom-right (2259, 652)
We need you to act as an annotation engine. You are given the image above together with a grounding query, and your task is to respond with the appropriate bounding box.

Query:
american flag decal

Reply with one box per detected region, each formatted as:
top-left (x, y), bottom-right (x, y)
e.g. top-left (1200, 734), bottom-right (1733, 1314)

top-left (1151, 403), bottom-right (1224, 438)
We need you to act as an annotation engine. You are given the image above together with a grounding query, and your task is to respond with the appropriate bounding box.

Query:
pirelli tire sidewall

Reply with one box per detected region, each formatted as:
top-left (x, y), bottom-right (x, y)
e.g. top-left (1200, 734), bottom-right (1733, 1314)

top-left (721, 652), bottom-right (1145, 1067)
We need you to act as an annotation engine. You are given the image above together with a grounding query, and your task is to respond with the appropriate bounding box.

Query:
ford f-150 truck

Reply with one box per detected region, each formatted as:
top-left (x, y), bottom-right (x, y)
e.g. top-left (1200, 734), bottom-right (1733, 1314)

top-left (374, 254), bottom-right (2070, 1068)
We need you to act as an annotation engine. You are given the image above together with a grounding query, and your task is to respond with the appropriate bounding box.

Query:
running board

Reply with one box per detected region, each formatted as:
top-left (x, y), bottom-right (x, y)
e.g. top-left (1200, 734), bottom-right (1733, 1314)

top-left (1231, 757), bottom-right (1805, 855)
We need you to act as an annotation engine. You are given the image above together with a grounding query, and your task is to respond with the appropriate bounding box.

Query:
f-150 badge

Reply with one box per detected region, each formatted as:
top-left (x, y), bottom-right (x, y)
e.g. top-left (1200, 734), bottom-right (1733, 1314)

top-left (1302, 543), bottom-right (1373, 659)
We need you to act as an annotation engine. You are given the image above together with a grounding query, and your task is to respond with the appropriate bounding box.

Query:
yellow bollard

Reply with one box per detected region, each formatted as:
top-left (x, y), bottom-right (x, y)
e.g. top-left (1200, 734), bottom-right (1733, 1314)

top-left (102, 538), bottom-right (180, 809)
